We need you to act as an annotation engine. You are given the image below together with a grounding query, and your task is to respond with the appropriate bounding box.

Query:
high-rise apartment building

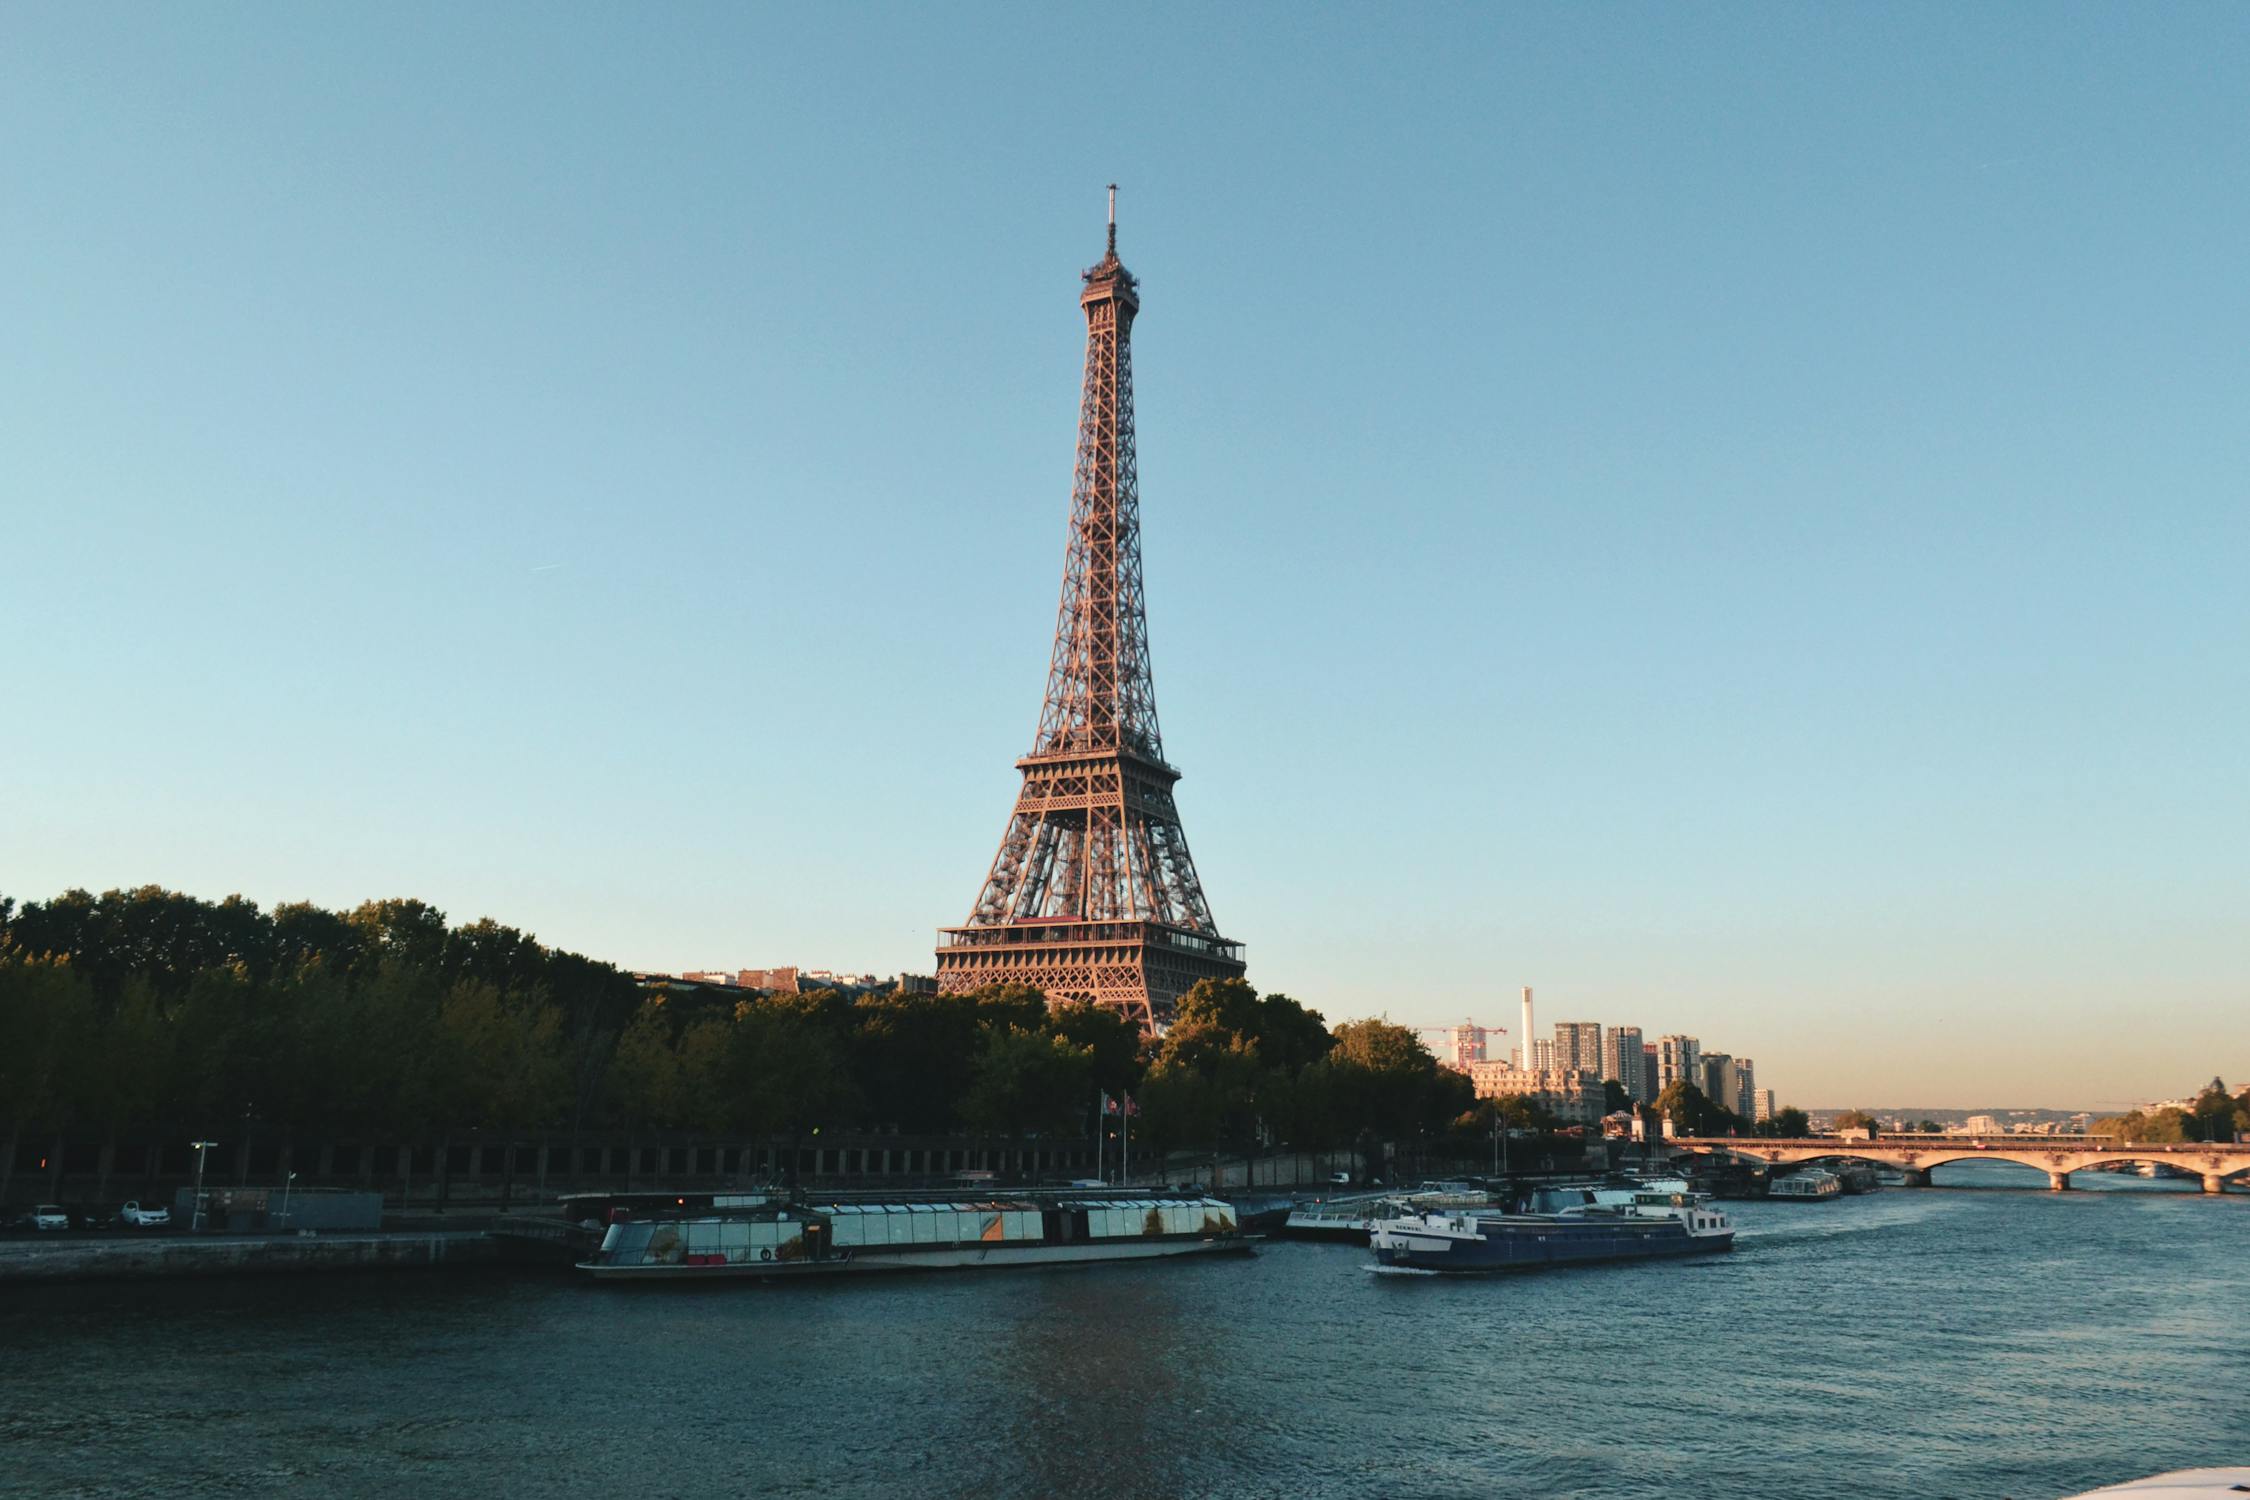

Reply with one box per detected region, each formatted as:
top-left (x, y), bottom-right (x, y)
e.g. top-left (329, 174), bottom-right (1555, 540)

top-left (1700, 1051), bottom-right (1732, 1104)
top-left (1702, 1054), bottom-right (1756, 1120)
top-left (1530, 1037), bottom-right (1556, 1072)
top-left (1753, 1088), bottom-right (1776, 1123)
top-left (1448, 1022), bottom-right (1488, 1069)
top-left (1602, 1025), bottom-right (1648, 1102)
top-left (1553, 1021), bottom-right (1604, 1075)
top-left (1656, 1035), bottom-right (1701, 1094)
top-left (1728, 1057), bottom-right (1756, 1120)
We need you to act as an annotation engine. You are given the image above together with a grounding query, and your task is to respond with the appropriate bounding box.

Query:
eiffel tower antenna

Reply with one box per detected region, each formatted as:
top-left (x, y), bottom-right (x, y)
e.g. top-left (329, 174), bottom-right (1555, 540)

top-left (935, 194), bottom-right (1246, 1030)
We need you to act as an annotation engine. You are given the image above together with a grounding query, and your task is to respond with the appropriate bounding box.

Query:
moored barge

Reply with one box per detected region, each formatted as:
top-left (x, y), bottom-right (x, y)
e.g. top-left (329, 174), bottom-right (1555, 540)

top-left (576, 1190), bottom-right (1247, 1282)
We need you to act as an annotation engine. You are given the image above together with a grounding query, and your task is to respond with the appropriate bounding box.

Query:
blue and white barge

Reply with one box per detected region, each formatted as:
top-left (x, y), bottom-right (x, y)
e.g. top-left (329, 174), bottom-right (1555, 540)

top-left (1368, 1190), bottom-right (1733, 1274)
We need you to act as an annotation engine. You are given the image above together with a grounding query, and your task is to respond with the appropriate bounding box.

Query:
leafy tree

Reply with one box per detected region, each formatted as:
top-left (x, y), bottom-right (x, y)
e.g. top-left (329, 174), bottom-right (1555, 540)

top-left (0, 954), bottom-right (94, 1200)
top-left (1325, 1019), bottom-right (1475, 1147)
top-left (729, 992), bottom-right (861, 1144)
top-left (1657, 1081), bottom-right (1748, 1136)
top-left (960, 1025), bottom-right (1094, 1138)
top-left (1602, 1079), bottom-right (1632, 1114)
top-left (2189, 1079), bottom-right (2238, 1142)
top-left (436, 979), bottom-right (568, 1133)
top-left (673, 1014), bottom-right (739, 1134)
top-left (1832, 1109), bottom-right (1881, 1133)
top-left (84, 978), bottom-right (177, 1193)
top-left (1143, 978), bottom-right (1330, 1169)
top-left (1475, 1094), bottom-right (1559, 1134)
top-left (851, 987), bottom-right (1020, 1131)
top-left (2093, 1107), bottom-right (2190, 1144)
top-left (1140, 1035), bottom-right (1264, 1163)
top-left (1046, 1000), bottom-right (1144, 1104)
top-left (345, 898), bottom-right (451, 972)
top-left (1168, 978), bottom-right (1332, 1074)
top-left (280, 962), bottom-right (378, 1137)
top-left (606, 1002), bottom-right (682, 1131)
top-left (1758, 1105), bottom-right (1811, 1138)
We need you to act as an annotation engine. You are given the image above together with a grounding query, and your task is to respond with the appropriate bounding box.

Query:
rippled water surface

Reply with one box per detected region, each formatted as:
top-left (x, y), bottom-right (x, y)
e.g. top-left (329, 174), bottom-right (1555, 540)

top-left (5, 1166), bottom-right (2246, 1500)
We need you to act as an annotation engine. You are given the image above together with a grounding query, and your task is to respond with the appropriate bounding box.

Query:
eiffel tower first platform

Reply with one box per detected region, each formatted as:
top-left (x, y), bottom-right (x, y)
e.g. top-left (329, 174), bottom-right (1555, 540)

top-left (935, 191), bottom-right (1245, 1031)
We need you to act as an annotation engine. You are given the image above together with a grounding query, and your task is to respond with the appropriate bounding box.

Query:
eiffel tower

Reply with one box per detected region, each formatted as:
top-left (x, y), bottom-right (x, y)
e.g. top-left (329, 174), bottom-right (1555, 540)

top-left (935, 191), bottom-right (1245, 1030)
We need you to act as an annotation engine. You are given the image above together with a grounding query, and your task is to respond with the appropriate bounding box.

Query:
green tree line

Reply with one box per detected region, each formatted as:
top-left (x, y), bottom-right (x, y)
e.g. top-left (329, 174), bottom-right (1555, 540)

top-left (1650, 1080), bottom-right (1810, 1139)
top-left (1, 887), bottom-right (1488, 1190)
top-left (2093, 1079), bottom-right (2250, 1144)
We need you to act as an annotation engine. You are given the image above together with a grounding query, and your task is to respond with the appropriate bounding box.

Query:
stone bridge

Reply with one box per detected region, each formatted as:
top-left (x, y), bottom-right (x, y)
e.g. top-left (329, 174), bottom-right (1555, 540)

top-left (1665, 1135), bottom-right (2250, 1193)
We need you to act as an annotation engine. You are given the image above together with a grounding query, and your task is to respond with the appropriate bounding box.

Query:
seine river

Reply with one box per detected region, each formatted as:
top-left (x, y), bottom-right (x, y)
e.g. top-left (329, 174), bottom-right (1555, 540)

top-left (5, 1163), bottom-right (2244, 1500)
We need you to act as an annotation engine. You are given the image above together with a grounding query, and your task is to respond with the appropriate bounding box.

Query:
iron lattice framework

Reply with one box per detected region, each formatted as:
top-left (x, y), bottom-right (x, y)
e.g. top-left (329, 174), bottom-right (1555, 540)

top-left (936, 196), bottom-right (1245, 1030)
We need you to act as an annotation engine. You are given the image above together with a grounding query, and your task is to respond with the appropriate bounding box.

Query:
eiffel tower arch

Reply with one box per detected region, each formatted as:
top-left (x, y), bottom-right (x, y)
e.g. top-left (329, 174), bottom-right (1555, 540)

top-left (936, 191), bottom-right (1246, 1031)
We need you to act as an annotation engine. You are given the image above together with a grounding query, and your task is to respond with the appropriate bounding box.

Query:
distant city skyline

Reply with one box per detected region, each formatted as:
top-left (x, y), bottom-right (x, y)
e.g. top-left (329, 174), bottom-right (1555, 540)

top-left (4, 8), bottom-right (2244, 1109)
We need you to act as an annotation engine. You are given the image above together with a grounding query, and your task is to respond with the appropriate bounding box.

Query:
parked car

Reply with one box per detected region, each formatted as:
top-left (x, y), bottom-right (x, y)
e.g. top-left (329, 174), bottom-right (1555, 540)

top-left (24, 1204), bottom-right (69, 1231)
top-left (118, 1201), bottom-right (170, 1229)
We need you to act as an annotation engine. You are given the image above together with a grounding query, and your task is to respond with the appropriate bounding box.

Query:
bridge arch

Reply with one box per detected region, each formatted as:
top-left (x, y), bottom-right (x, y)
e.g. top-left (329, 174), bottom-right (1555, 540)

top-left (1661, 1135), bottom-right (2250, 1192)
top-left (1909, 1150), bottom-right (2080, 1177)
top-left (2070, 1154), bottom-right (2250, 1189)
top-left (1733, 1147), bottom-right (2068, 1178)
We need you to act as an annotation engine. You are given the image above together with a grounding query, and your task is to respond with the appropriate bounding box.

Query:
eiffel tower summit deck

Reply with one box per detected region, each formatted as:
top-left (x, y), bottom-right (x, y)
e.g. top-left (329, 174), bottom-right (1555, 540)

top-left (935, 190), bottom-right (1246, 1030)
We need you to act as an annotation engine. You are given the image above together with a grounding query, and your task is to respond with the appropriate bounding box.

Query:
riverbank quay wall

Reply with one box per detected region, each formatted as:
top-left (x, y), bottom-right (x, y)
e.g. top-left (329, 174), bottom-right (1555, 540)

top-left (6, 1129), bottom-right (1110, 1216)
top-left (0, 1231), bottom-right (502, 1284)
top-left (1668, 1135), bottom-right (2250, 1193)
top-left (14, 1129), bottom-right (1622, 1217)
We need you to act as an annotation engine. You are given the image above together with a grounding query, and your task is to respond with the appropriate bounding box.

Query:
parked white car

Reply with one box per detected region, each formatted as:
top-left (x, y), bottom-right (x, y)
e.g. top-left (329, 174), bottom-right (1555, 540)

top-left (118, 1201), bottom-right (170, 1229)
top-left (25, 1204), bottom-right (69, 1231)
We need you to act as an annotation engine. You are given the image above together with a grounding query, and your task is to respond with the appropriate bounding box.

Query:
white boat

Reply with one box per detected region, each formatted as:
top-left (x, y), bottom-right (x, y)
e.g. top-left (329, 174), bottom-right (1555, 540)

top-left (1282, 1193), bottom-right (1396, 1241)
top-left (2058, 1470), bottom-right (2250, 1497)
top-left (1589, 1176), bottom-right (1692, 1209)
top-left (1283, 1186), bottom-right (1489, 1242)
top-left (1768, 1168), bottom-right (1843, 1200)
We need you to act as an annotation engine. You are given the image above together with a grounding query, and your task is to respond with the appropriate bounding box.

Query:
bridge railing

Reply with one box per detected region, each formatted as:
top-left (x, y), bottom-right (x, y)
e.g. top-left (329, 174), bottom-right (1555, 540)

top-left (1667, 1135), bottom-right (2249, 1153)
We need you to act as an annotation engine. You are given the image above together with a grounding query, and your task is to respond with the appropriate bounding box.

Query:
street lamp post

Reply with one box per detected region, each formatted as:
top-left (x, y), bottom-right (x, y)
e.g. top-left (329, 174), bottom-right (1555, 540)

top-left (279, 1170), bottom-right (298, 1231)
top-left (189, 1140), bottom-right (217, 1232)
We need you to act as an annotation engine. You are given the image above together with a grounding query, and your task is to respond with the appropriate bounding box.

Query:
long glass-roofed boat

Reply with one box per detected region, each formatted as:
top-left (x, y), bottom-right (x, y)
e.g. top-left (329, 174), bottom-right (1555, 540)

top-left (573, 1190), bottom-right (1248, 1282)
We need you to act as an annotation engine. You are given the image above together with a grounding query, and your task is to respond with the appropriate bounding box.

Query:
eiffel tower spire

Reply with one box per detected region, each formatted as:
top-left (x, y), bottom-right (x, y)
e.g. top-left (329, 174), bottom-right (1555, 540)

top-left (936, 193), bottom-right (1245, 1030)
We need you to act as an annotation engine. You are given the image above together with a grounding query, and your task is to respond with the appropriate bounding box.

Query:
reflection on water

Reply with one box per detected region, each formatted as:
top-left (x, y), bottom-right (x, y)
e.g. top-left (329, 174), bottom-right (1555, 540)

top-left (4, 1182), bottom-right (2246, 1500)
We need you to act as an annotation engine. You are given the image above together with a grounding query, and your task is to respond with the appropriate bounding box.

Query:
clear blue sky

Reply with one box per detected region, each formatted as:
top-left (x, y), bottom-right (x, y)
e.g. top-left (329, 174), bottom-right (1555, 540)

top-left (4, 5), bottom-right (2244, 1109)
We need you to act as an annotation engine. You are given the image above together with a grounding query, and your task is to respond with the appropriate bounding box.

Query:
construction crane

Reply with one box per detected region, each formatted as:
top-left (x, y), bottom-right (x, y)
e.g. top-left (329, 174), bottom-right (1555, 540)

top-left (1412, 1019), bottom-right (1507, 1067)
